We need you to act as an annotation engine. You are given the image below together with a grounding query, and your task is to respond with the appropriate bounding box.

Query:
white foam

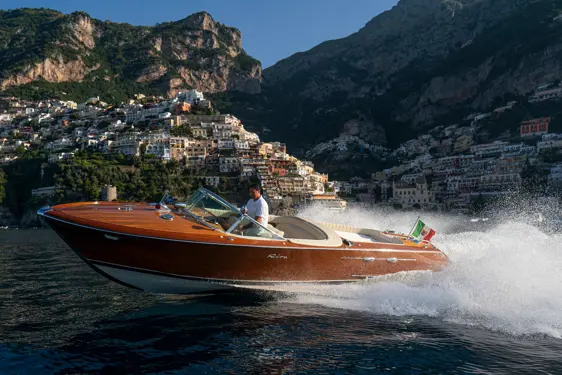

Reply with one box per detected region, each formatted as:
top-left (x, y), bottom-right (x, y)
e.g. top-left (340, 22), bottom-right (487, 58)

top-left (284, 204), bottom-right (562, 338)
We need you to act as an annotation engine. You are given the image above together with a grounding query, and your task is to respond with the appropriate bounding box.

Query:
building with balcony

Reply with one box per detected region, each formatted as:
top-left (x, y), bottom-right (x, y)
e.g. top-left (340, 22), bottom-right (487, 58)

top-left (392, 176), bottom-right (435, 208)
top-left (278, 176), bottom-right (306, 195)
top-left (480, 173), bottom-right (521, 191)
top-left (529, 87), bottom-right (562, 103)
top-left (537, 139), bottom-right (562, 153)
top-left (219, 157), bottom-right (239, 173)
top-left (205, 176), bottom-right (220, 187)
top-left (111, 136), bottom-right (142, 156)
top-left (169, 137), bottom-right (189, 161)
top-left (185, 155), bottom-right (206, 171)
top-left (520, 118), bottom-right (550, 137)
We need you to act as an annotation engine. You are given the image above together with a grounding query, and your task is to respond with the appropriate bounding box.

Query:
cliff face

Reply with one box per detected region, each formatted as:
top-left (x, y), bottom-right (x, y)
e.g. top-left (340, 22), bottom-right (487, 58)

top-left (234, 0), bottom-right (562, 177)
top-left (0, 9), bottom-right (262, 97)
top-left (1, 58), bottom-right (99, 87)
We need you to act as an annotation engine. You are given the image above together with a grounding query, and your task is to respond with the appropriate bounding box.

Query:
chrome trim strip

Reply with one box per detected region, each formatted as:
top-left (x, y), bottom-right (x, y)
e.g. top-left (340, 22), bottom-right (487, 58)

top-left (42, 214), bottom-right (443, 254)
top-left (342, 257), bottom-right (417, 262)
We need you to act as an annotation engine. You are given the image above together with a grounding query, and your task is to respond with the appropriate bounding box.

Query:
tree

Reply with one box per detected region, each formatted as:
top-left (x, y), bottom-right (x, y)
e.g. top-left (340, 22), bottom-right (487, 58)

top-left (470, 193), bottom-right (487, 214)
top-left (541, 149), bottom-right (562, 164)
top-left (219, 176), bottom-right (228, 192)
top-left (520, 161), bottom-right (549, 194)
top-left (0, 168), bottom-right (6, 204)
top-left (374, 185), bottom-right (382, 202)
top-left (15, 145), bottom-right (26, 156)
top-left (98, 119), bottom-right (111, 128)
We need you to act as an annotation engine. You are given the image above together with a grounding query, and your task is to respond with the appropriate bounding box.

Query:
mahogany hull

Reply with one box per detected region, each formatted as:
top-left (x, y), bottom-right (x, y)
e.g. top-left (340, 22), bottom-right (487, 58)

top-left (42, 211), bottom-right (449, 294)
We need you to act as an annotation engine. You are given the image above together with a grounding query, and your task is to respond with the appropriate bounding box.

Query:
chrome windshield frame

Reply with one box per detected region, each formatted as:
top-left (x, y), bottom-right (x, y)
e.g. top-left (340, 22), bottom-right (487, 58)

top-left (225, 216), bottom-right (244, 234)
top-left (182, 207), bottom-right (219, 232)
top-left (180, 188), bottom-right (284, 240)
top-left (180, 189), bottom-right (221, 232)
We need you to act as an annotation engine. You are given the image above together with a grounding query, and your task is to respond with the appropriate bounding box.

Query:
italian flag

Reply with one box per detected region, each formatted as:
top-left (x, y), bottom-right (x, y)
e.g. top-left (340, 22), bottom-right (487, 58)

top-left (411, 218), bottom-right (436, 242)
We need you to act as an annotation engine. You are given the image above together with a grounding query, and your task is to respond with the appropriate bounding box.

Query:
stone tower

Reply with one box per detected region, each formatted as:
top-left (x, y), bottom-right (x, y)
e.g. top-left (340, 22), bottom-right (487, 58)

top-left (101, 185), bottom-right (117, 201)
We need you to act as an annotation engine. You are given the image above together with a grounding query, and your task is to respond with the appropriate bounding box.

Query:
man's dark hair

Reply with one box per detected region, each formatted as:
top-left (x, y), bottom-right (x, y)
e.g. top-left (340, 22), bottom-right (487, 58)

top-left (249, 184), bottom-right (261, 192)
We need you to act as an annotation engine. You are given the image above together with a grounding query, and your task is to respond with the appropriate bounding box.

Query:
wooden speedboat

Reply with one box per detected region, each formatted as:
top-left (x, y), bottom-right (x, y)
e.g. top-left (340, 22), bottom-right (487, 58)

top-left (37, 188), bottom-right (449, 294)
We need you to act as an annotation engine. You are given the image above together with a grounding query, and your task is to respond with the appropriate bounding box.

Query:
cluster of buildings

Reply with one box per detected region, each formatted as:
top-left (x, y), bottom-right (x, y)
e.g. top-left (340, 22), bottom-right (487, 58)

top-left (528, 82), bottom-right (562, 104)
top-left (0, 90), bottom-right (345, 210)
top-left (2, 79), bottom-right (562, 214)
top-left (333, 107), bottom-right (562, 213)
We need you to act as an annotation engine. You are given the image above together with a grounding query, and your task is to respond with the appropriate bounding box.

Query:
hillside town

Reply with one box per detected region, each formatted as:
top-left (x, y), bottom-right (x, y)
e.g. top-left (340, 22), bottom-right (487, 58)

top-left (1, 83), bottom-right (562, 215)
top-left (332, 82), bottom-right (562, 214)
top-left (0, 90), bottom-right (345, 213)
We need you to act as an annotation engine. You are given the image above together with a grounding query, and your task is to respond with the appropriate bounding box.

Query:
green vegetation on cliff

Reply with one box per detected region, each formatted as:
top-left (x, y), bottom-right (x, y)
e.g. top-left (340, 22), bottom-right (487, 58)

top-left (54, 152), bottom-right (197, 203)
top-left (1, 152), bottom-right (248, 224)
top-left (2, 78), bottom-right (159, 104)
top-left (0, 8), bottom-right (261, 103)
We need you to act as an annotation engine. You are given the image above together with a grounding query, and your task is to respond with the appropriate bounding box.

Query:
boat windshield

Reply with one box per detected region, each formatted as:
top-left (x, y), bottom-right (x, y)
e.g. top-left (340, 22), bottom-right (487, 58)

top-left (180, 188), bottom-right (283, 240)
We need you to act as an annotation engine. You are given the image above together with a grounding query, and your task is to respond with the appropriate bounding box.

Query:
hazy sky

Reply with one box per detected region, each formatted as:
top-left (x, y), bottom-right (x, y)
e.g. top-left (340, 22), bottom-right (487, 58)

top-left (1, 0), bottom-right (398, 68)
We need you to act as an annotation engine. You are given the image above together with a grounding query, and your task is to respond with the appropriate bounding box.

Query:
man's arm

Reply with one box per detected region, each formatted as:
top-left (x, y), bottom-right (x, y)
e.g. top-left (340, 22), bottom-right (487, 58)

top-left (254, 200), bottom-right (267, 226)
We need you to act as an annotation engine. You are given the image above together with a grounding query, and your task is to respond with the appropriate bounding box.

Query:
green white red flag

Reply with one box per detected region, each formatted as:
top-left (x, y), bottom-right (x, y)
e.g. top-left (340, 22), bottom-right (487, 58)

top-left (410, 218), bottom-right (436, 242)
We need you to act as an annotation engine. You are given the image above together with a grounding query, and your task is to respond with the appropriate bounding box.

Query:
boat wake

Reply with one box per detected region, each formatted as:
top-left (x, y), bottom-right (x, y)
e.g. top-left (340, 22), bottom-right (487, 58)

top-left (274, 204), bottom-right (562, 338)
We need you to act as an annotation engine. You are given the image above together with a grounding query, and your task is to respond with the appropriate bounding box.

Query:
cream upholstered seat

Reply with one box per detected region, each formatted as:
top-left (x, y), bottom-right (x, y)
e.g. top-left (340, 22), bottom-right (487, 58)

top-left (314, 221), bottom-right (404, 244)
top-left (267, 224), bottom-right (285, 238)
top-left (269, 216), bottom-right (343, 247)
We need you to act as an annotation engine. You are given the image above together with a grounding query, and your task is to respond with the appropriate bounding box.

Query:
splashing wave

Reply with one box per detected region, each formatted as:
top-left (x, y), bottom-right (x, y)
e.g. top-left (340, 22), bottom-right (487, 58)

top-left (283, 204), bottom-right (562, 338)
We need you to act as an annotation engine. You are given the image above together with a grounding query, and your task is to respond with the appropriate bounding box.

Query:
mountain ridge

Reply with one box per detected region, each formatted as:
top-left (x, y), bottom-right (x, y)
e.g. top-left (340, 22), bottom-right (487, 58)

top-left (2, 3), bottom-right (562, 179)
top-left (227, 0), bottom-right (562, 178)
top-left (0, 8), bottom-right (261, 102)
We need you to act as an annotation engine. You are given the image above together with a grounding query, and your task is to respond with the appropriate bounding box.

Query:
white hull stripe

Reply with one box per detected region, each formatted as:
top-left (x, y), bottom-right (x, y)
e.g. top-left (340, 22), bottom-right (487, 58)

top-left (93, 264), bottom-right (235, 293)
top-left (89, 260), bottom-right (362, 285)
top-left (42, 213), bottom-right (443, 254)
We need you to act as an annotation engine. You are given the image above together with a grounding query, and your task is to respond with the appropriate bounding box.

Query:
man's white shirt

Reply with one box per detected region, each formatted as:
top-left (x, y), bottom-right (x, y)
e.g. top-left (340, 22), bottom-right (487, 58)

top-left (246, 196), bottom-right (269, 228)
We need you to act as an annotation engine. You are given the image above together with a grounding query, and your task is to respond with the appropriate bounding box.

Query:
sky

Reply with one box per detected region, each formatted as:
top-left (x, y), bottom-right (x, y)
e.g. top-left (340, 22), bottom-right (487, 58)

top-left (1, 0), bottom-right (398, 68)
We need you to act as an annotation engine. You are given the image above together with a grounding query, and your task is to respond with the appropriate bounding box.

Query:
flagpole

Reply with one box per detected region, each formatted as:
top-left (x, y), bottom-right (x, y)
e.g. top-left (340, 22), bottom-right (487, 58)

top-left (408, 216), bottom-right (420, 237)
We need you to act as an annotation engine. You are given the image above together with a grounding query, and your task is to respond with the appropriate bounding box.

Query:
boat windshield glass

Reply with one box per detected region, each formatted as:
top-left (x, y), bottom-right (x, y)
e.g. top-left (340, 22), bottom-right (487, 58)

top-left (181, 188), bottom-right (283, 240)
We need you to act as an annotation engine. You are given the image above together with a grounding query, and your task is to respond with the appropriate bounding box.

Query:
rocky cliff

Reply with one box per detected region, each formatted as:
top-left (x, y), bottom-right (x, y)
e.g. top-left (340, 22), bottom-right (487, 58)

top-left (227, 0), bottom-right (562, 178)
top-left (0, 9), bottom-right (261, 100)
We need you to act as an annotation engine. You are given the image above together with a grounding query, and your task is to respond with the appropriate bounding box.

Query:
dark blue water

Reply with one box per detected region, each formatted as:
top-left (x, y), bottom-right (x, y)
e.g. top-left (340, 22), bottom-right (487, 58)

top-left (1, 229), bottom-right (561, 374)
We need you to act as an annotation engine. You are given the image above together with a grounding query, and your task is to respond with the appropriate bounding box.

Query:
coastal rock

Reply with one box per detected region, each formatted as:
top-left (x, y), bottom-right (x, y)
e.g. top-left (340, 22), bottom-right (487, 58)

top-left (136, 65), bottom-right (168, 83)
top-left (69, 13), bottom-right (96, 49)
top-left (1, 58), bottom-right (99, 88)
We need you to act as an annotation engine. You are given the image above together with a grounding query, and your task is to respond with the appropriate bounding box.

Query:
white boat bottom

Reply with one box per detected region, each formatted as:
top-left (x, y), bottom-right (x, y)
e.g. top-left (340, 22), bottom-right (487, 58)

top-left (93, 264), bottom-right (235, 294)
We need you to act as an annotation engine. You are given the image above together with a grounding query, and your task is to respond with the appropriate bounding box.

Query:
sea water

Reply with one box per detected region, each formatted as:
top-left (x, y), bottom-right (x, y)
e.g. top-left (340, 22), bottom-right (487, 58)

top-left (1, 202), bottom-right (561, 374)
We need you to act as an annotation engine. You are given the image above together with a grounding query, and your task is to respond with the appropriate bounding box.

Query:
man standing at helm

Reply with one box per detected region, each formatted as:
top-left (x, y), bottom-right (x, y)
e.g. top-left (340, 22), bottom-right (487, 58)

top-left (242, 184), bottom-right (269, 236)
